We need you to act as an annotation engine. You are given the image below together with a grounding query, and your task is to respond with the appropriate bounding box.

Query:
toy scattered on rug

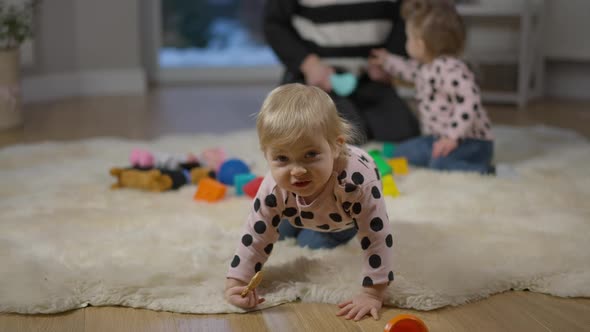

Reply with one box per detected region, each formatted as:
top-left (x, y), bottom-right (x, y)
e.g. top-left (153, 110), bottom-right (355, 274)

top-left (193, 158), bottom-right (263, 203)
top-left (110, 166), bottom-right (215, 192)
top-left (110, 168), bottom-right (174, 192)
top-left (384, 314), bottom-right (428, 332)
top-left (110, 148), bottom-right (216, 192)
top-left (130, 148), bottom-right (200, 170)
top-left (366, 145), bottom-right (409, 198)
top-left (112, 147), bottom-right (265, 200)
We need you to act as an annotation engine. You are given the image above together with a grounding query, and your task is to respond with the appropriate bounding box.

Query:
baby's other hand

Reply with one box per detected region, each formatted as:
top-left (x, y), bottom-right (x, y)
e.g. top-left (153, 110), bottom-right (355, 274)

top-left (225, 279), bottom-right (265, 309)
top-left (432, 138), bottom-right (458, 158)
top-left (336, 291), bottom-right (383, 321)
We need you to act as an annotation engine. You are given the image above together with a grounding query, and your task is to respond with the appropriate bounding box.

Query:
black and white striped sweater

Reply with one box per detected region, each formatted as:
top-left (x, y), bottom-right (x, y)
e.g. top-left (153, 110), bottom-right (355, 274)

top-left (264, 0), bottom-right (407, 76)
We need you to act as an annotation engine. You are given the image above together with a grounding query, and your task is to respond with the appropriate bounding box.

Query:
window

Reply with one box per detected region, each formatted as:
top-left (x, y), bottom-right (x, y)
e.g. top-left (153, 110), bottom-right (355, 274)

top-left (159, 0), bottom-right (278, 68)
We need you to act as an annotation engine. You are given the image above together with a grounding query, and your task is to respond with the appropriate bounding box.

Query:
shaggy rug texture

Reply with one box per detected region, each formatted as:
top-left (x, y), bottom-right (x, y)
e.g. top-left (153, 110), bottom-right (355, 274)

top-left (0, 125), bottom-right (589, 314)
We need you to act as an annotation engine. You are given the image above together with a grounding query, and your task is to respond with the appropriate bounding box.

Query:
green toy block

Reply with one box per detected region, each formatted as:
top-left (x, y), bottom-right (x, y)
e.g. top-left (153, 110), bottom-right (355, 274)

top-left (368, 149), bottom-right (392, 176)
top-left (383, 142), bottom-right (396, 158)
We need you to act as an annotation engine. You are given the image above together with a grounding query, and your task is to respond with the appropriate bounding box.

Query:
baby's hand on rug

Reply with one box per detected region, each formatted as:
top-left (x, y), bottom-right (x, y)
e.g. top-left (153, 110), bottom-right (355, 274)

top-left (225, 278), bottom-right (265, 309)
top-left (432, 138), bottom-right (458, 158)
top-left (336, 285), bottom-right (385, 321)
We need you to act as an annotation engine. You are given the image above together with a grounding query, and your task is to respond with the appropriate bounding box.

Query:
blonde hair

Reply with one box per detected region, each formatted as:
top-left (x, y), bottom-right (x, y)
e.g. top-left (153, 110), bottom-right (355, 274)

top-left (402, 0), bottom-right (466, 57)
top-left (256, 83), bottom-right (358, 152)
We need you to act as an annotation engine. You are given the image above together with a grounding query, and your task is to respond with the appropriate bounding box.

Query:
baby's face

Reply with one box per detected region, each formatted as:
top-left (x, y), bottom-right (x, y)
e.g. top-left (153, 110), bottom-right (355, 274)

top-left (264, 134), bottom-right (340, 203)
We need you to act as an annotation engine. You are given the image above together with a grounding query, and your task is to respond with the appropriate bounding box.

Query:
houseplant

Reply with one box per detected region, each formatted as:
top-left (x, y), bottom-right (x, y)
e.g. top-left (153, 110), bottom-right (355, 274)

top-left (0, 0), bottom-right (39, 130)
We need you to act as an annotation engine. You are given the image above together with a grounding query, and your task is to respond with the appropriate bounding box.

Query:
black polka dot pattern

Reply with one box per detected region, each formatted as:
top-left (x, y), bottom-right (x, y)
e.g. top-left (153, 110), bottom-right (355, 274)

top-left (294, 216), bottom-right (303, 227)
top-left (265, 194), bottom-right (277, 207)
top-left (370, 218), bottom-right (384, 232)
top-left (361, 237), bottom-right (371, 250)
top-left (272, 215), bottom-right (281, 227)
top-left (386, 234), bottom-right (393, 247)
top-left (254, 221), bottom-right (267, 234)
top-left (254, 262), bottom-right (262, 272)
top-left (231, 255), bottom-right (240, 268)
top-left (338, 171), bottom-right (347, 182)
top-left (283, 207), bottom-right (297, 217)
top-left (351, 172), bottom-right (364, 185)
top-left (362, 276), bottom-right (373, 286)
top-left (241, 234), bottom-right (253, 246)
top-left (301, 211), bottom-right (314, 219)
top-left (254, 198), bottom-right (260, 212)
top-left (388, 271), bottom-right (394, 281)
top-left (264, 243), bottom-right (273, 255)
top-left (345, 183), bottom-right (357, 193)
top-left (317, 224), bottom-right (330, 230)
top-left (371, 186), bottom-right (381, 199)
top-left (329, 213), bottom-right (342, 222)
top-left (342, 202), bottom-right (352, 211)
top-left (352, 203), bottom-right (362, 215)
top-left (369, 254), bottom-right (382, 268)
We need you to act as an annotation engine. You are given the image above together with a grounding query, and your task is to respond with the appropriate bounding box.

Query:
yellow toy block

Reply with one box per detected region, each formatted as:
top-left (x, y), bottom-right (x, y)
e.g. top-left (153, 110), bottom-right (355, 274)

top-left (382, 174), bottom-right (400, 197)
top-left (388, 157), bottom-right (409, 175)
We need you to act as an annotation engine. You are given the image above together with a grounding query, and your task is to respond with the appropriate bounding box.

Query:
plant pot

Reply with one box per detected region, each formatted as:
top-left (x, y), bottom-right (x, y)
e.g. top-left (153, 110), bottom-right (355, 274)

top-left (0, 48), bottom-right (22, 130)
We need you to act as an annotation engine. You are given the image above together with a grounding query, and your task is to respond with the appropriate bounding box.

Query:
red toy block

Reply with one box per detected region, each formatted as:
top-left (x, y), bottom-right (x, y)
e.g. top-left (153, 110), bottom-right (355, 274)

top-left (243, 177), bottom-right (264, 198)
top-left (194, 178), bottom-right (226, 202)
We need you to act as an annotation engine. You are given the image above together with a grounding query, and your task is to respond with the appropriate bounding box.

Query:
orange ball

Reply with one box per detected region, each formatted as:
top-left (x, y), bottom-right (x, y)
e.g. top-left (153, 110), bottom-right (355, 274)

top-left (384, 314), bottom-right (428, 332)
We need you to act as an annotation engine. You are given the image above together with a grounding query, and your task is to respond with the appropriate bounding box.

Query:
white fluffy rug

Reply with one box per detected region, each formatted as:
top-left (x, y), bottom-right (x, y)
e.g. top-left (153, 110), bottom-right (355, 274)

top-left (1, 125), bottom-right (589, 314)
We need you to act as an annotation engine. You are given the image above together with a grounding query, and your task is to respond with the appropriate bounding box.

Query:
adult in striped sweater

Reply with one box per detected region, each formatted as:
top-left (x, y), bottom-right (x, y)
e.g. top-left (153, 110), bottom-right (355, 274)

top-left (370, 0), bottom-right (495, 174)
top-left (264, 0), bottom-right (420, 143)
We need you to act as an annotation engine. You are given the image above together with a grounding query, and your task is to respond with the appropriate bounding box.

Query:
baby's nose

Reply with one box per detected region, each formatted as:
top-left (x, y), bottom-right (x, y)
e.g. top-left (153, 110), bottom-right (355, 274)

top-left (291, 165), bottom-right (307, 176)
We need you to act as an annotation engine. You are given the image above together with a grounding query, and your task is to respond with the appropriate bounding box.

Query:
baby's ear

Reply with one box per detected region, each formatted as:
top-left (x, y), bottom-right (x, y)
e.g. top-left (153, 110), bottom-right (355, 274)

top-left (334, 136), bottom-right (346, 157)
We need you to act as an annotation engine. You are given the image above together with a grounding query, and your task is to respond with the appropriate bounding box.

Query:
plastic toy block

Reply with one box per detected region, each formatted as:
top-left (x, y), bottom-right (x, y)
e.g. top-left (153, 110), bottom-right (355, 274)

top-left (382, 174), bottom-right (400, 197)
top-left (234, 173), bottom-right (257, 196)
top-left (368, 149), bottom-right (392, 176)
top-left (383, 143), bottom-right (396, 158)
top-left (200, 147), bottom-right (227, 172)
top-left (384, 314), bottom-right (428, 332)
top-left (243, 177), bottom-right (264, 199)
top-left (194, 178), bottom-right (226, 202)
top-left (388, 157), bottom-right (409, 175)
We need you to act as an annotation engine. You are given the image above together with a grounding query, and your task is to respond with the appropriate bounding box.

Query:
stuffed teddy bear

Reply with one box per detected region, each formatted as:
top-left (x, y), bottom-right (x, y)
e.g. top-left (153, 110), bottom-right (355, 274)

top-left (110, 167), bottom-right (216, 192)
top-left (110, 168), bottom-right (173, 192)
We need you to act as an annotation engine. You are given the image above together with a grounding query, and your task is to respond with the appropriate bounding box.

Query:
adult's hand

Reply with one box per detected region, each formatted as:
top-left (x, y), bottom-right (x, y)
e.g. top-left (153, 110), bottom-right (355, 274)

top-left (300, 54), bottom-right (334, 92)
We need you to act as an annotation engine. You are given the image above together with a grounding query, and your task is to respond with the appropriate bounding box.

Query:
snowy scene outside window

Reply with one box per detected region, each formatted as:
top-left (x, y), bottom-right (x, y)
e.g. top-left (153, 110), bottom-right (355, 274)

top-left (160, 0), bottom-right (279, 68)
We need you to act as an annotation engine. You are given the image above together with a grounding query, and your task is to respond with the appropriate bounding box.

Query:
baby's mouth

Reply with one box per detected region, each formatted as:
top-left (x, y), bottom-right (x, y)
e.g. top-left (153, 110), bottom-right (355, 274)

top-left (293, 180), bottom-right (311, 188)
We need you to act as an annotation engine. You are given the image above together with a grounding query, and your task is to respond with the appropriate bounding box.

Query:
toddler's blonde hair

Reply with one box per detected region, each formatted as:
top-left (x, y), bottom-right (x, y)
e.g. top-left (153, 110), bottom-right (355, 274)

top-left (402, 0), bottom-right (466, 57)
top-left (256, 83), bottom-right (358, 152)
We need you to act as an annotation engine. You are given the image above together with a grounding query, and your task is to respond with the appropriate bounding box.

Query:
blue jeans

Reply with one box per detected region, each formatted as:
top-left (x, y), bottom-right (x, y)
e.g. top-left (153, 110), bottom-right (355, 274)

top-left (393, 136), bottom-right (494, 174)
top-left (278, 220), bottom-right (358, 249)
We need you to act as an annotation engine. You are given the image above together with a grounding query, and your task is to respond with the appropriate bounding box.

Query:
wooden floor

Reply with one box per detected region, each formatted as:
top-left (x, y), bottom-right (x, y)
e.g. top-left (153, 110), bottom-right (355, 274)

top-left (1, 85), bottom-right (589, 331)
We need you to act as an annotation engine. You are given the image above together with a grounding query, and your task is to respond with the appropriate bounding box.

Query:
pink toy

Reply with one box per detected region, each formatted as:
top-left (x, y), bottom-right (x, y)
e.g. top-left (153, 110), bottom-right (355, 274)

top-left (200, 148), bottom-right (227, 172)
top-left (130, 148), bottom-right (154, 168)
top-left (243, 177), bottom-right (264, 199)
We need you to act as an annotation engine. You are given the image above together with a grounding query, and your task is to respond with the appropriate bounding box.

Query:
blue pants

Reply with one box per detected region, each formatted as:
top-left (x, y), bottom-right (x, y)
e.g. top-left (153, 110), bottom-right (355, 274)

top-left (278, 220), bottom-right (358, 249)
top-left (393, 136), bottom-right (494, 174)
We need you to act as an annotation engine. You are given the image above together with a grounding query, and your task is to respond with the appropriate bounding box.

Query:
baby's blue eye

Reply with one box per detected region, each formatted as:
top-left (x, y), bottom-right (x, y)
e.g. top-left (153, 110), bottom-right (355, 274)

top-left (275, 155), bottom-right (289, 162)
